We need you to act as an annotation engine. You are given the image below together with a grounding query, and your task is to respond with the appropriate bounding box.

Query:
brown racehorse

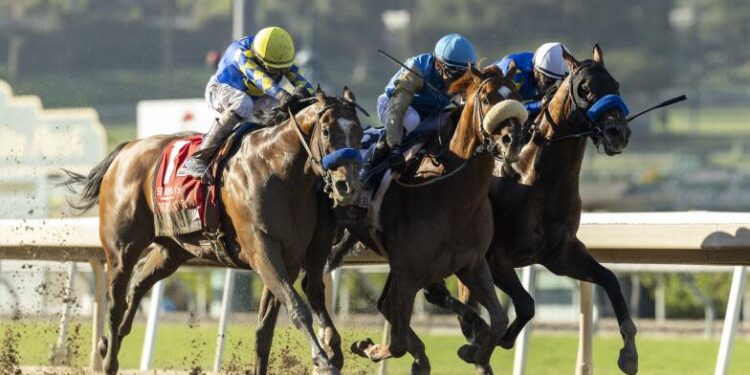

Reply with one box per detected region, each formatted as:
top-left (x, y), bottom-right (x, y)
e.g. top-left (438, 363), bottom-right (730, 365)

top-left (427, 45), bottom-right (639, 374)
top-left (63, 87), bottom-right (365, 375)
top-left (327, 65), bottom-right (528, 375)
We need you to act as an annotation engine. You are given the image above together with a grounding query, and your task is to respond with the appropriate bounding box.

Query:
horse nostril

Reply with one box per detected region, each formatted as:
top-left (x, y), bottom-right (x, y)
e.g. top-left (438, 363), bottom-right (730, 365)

top-left (605, 127), bottom-right (620, 139)
top-left (334, 180), bottom-right (350, 195)
top-left (502, 134), bottom-right (512, 145)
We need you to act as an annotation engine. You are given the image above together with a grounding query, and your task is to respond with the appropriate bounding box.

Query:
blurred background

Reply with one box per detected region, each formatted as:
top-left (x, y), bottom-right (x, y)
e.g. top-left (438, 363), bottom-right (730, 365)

top-left (1, 0), bottom-right (749, 373)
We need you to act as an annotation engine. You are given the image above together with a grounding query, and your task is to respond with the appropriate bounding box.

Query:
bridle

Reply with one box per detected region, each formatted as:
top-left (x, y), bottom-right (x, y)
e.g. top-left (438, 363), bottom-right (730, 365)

top-left (472, 76), bottom-right (523, 161)
top-left (530, 61), bottom-right (629, 148)
top-left (288, 97), bottom-right (363, 192)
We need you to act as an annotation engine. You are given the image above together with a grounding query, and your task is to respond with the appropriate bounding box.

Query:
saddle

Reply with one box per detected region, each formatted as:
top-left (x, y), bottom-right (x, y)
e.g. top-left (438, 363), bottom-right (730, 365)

top-left (152, 122), bottom-right (261, 266)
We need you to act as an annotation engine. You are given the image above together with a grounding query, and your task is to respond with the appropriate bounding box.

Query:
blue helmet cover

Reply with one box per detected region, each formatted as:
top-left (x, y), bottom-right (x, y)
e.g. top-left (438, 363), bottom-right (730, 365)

top-left (434, 33), bottom-right (477, 68)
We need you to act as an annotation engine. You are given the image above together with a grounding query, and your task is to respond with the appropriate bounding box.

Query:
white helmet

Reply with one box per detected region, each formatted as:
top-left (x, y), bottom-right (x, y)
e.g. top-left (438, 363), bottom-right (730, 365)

top-left (533, 42), bottom-right (570, 80)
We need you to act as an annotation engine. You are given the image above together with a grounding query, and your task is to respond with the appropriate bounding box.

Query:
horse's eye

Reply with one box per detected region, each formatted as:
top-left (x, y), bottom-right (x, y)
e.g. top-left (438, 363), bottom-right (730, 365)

top-left (321, 127), bottom-right (330, 139)
top-left (482, 97), bottom-right (489, 106)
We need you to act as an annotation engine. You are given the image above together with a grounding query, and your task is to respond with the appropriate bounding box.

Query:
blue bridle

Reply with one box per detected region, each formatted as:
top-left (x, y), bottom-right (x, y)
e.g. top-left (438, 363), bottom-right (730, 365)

top-left (586, 94), bottom-right (629, 123)
top-left (322, 147), bottom-right (362, 170)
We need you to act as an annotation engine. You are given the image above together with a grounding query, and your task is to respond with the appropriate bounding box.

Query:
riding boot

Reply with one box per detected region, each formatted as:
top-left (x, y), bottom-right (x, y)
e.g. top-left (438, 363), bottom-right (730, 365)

top-left (178, 110), bottom-right (243, 182)
top-left (360, 139), bottom-right (390, 186)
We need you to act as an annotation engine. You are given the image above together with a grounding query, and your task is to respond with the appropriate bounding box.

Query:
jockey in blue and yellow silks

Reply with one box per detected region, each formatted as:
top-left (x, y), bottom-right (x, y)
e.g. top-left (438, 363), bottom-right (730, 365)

top-left (179, 26), bottom-right (314, 180)
top-left (365, 33), bottom-right (477, 174)
top-left (493, 42), bottom-right (570, 118)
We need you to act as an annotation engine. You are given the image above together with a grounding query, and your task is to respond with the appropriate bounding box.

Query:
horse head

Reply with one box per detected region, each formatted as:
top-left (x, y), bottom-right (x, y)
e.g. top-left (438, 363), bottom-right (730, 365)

top-left (544, 44), bottom-right (631, 155)
top-left (449, 63), bottom-right (527, 163)
top-left (301, 86), bottom-right (364, 206)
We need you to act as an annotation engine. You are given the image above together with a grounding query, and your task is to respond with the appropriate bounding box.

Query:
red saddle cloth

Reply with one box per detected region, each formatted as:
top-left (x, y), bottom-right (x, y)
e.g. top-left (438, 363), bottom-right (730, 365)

top-left (153, 135), bottom-right (219, 237)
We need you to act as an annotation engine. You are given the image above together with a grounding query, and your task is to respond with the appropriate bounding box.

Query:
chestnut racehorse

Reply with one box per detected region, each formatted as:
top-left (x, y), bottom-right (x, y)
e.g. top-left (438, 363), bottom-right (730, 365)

top-left (64, 87), bottom-right (365, 375)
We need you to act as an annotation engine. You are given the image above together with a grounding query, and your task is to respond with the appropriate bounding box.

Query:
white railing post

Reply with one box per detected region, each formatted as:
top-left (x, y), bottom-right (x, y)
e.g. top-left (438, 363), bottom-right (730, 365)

top-left (576, 281), bottom-right (594, 375)
top-left (714, 266), bottom-right (746, 375)
top-left (90, 261), bottom-right (106, 372)
top-left (140, 279), bottom-right (166, 370)
top-left (213, 269), bottom-right (236, 372)
top-left (51, 262), bottom-right (77, 364)
top-left (512, 266), bottom-right (536, 375)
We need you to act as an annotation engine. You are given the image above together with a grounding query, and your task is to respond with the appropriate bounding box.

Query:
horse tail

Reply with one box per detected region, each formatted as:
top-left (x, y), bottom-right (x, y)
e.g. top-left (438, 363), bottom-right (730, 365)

top-left (61, 142), bottom-right (128, 214)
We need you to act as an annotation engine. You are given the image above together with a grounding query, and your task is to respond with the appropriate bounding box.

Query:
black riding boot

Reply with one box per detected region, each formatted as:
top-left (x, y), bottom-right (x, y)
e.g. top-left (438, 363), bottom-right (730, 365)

top-left (360, 139), bottom-right (390, 187)
top-left (178, 110), bottom-right (243, 182)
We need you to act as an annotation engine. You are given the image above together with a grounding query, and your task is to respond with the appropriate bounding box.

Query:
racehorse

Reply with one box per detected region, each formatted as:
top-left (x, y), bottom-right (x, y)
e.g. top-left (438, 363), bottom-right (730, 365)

top-left (325, 64), bottom-right (528, 375)
top-left (63, 87), bottom-right (365, 375)
top-left (427, 44), bottom-right (639, 375)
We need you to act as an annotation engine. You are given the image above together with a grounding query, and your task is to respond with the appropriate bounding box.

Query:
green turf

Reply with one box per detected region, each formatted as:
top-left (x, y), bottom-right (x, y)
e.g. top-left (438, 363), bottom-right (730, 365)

top-left (3, 319), bottom-right (750, 374)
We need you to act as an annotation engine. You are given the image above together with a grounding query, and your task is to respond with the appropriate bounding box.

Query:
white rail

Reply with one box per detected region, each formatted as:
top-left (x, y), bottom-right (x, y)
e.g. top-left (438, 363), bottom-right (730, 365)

top-left (0, 211), bottom-right (749, 374)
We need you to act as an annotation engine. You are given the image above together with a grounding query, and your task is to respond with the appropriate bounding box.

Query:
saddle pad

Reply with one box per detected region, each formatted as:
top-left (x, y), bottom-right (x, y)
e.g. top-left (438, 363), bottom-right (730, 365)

top-left (153, 135), bottom-right (211, 236)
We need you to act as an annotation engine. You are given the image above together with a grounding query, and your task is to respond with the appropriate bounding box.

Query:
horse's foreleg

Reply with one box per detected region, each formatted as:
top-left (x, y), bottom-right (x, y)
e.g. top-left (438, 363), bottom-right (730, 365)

top-left (303, 212), bottom-right (344, 369)
top-left (543, 240), bottom-right (638, 375)
top-left (487, 257), bottom-right (535, 349)
top-left (424, 281), bottom-right (488, 345)
top-left (118, 242), bottom-right (192, 338)
top-left (250, 233), bottom-right (337, 375)
top-left (254, 286), bottom-right (281, 375)
top-left (456, 260), bottom-right (508, 375)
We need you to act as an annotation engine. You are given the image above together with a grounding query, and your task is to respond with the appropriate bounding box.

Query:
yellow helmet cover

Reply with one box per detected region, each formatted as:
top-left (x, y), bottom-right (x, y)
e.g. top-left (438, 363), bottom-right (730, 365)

top-left (252, 27), bottom-right (296, 68)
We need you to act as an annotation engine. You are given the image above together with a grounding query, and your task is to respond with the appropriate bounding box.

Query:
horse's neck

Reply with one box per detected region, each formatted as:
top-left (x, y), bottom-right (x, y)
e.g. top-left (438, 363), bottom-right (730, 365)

top-left (516, 84), bottom-right (588, 216)
top-left (444, 100), bottom-right (480, 168)
top-left (232, 112), bottom-right (316, 183)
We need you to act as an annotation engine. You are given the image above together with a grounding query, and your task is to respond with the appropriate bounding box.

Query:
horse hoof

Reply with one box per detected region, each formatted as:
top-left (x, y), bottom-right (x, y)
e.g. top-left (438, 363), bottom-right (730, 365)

top-left (618, 348), bottom-right (639, 375)
top-left (411, 360), bottom-right (431, 375)
top-left (474, 365), bottom-right (495, 375)
top-left (103, 356), bottom-right (119, 375)
top-left (457, 344), bottom-right (479, 364)
top-left (98, 336), bottom-right (109, 358)
top-left (351, 338), bottom-right (375, 358)
top-left (497, 335), bottom-right (514, 350)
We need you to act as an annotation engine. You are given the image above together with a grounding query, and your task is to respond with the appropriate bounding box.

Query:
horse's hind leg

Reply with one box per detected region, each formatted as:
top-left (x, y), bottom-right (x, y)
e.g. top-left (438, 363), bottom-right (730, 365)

top-left (118, 240), bottom-right (193, 339)
top-left (100, 234), bottom-right (152, 375)
top-left (249, 232), bottom-right (337, 375)
top-left (455, 260), bottom-right (509, 375)
top-left (255, 286), bottom-right (281, 375)
top-left (543, 239), bottom-right (638, 375)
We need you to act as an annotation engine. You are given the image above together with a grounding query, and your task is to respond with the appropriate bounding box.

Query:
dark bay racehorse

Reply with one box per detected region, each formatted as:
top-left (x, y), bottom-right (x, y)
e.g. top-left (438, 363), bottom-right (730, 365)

top-left (333, 65), bottom-right (528, 375)
top-left (429, 45), bottom-right (639, 375)
top-left (63, 87), bottom-right (365, 375)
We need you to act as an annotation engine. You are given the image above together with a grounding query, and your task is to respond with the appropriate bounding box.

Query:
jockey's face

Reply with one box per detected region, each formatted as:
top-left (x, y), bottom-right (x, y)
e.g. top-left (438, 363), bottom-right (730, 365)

top-left (436, 60), bottom-right (466, 84)
top-left (534, 68), bottom-right (558, 92)
top-left (263, 64), bottom-right (289, 79)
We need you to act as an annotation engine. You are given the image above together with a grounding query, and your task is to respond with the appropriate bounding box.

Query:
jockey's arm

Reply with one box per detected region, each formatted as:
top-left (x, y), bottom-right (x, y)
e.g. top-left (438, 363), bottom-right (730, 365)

top-left (238, 51), bottom-right (289, 100)
top-left (525, 100), bottom-right (542, 117)
top-left (284, 65), bottom-right (315, 95)
top-left (386, 70), bottom-right (424, 147)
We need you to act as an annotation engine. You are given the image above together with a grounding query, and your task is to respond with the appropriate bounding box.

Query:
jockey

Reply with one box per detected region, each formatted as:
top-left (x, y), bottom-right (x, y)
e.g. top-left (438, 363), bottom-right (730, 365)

top-left (367, 33), bottom-right (477, 174)
top-left (179, 26), bottom-right (314, 179)
top-left (493, 42), bottom-right (570, 118)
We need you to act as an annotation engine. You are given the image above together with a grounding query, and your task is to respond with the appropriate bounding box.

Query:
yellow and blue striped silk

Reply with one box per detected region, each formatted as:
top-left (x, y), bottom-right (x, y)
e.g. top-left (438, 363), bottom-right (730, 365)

top-left (238, 49), bottom-right (313, 99)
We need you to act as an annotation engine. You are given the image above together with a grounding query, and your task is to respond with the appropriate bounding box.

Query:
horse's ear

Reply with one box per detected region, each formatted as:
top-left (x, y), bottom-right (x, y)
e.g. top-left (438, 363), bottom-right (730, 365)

top-left (469, 62), bottom-right (482, 83)
top-left (505, 60), bottom-right (518, 80)
top-left (315, 84), bottom-right (326, 102)
top-left (343, 86), bottom-right (356, 102)
top-left (592, 43), bottom-right (604, 65)
top-left (562, 47), bottom-right (580, 71)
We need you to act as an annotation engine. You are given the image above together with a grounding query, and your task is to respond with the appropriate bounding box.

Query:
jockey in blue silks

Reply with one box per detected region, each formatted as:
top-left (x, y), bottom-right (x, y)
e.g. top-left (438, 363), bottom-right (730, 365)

top-left (364, 33), bottom-right (477, 175)
top-left (493, 42), bottom-right (570, 119)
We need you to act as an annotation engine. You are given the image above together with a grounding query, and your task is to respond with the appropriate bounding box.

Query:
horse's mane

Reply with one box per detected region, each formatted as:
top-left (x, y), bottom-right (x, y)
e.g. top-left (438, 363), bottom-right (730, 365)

top-left (251, 95), bottom-right (317, 127)
top-left (447, 65), bottom-right (501, 96)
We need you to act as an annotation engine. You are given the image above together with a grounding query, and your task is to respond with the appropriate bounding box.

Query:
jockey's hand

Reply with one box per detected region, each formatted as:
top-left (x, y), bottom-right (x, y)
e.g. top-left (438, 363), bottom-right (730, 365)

top-left (278, 91), bottom-right (293, 108)
top-left (292, 86), bottom-right (312, 99)
top-left (389, 145), bottom-right (406, 173)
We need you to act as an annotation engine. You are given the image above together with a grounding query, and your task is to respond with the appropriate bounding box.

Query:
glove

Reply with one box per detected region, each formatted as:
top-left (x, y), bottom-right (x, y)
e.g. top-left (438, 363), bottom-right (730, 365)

top-left (389, 145), bottom-right (406, 173)
top-left (278, 91), bottom-right (293, 109)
